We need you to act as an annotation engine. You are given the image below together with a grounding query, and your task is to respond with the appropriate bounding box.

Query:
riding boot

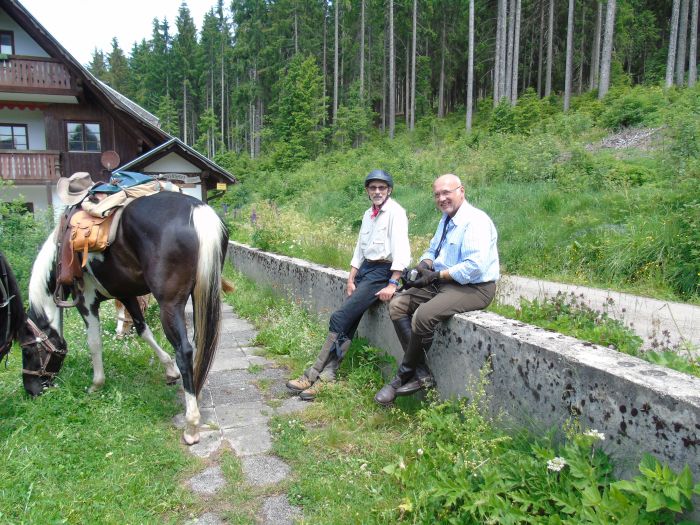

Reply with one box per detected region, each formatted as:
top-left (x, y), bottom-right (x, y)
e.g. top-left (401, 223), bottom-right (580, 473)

top-left (374, 333), bottom-right (431, 406)
top-left (395, 335), bottom-right (434, 396)
top-left (318, 338), bottom-right (352, 382)
top-left (392, 317), bottom-right (412, 351)
top-left (286, 332), bottom-right (338, 393)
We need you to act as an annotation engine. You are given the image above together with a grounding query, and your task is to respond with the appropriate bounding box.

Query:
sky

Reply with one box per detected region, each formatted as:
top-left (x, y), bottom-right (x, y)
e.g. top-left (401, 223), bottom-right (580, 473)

top-left (19, 0), bottom-right (216, 66)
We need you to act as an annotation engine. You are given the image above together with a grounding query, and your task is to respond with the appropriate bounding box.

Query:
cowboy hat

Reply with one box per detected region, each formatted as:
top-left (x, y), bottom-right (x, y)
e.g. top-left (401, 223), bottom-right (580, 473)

top-left (56, 172), bottom-right (94, 206)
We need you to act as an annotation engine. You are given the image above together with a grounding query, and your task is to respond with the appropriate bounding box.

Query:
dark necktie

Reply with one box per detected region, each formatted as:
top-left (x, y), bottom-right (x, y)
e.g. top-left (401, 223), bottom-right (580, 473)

top-left (433, 218), bottom-right (452, 259)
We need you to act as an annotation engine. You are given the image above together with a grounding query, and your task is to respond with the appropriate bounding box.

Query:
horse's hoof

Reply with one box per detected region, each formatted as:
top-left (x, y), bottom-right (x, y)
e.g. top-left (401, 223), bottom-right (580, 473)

top-left (183, 431), bottom-right (200, 445)
top-left (87, 384), bottom-right (103, 394)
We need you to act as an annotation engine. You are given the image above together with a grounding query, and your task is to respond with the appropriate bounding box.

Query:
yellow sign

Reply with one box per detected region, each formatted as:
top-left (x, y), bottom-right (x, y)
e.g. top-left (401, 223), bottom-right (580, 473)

top-left (216, 183), bottom-right (227, 191)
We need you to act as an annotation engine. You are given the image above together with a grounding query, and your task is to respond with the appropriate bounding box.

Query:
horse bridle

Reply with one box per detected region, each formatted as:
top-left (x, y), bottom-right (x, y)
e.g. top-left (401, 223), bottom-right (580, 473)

top-left (20, 318), bottom-right (66, 379)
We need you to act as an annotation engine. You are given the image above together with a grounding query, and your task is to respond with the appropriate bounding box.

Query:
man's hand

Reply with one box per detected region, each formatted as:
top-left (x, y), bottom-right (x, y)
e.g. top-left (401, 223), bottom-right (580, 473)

top-left (346, 279), bottom-right (356, 296)
top-left (411, 267), bottom-right (440, 288)
top-left (375, 283), bottom-right (397, 302)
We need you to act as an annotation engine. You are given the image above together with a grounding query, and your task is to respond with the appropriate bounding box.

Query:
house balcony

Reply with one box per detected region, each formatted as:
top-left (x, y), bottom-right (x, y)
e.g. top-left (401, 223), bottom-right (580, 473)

top-left (0, 150), bottom-right (60, 183)
top-left (0, 56), bottom-right (79, 101)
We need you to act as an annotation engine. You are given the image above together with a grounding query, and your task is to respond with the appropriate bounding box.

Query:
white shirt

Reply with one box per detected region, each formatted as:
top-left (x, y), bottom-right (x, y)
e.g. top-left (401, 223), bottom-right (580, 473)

top-left (350, 197), bottom-right (411, 272)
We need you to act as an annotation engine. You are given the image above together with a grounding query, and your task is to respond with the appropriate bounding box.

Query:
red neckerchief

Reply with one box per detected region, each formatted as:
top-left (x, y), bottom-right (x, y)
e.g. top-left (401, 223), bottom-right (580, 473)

top-left (370, 204), bottom-right (382, 219)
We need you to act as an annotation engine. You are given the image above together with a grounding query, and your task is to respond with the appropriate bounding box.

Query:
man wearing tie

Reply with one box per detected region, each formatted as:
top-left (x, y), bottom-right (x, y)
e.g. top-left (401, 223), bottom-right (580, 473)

top-left (374, 173), bottom-right (500, 406)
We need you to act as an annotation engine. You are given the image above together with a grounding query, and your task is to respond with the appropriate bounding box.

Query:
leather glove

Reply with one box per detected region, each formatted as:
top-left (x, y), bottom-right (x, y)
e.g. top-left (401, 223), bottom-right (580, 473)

top-left (416, 260), bottom-right (432, 272)
top-left (411, 267), bottom-right (440, 288)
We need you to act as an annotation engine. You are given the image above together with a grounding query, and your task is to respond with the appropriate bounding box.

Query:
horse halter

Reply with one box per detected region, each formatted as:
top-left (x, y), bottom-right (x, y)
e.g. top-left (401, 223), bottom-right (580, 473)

top-left (21, 318), bottom-right (67, 380)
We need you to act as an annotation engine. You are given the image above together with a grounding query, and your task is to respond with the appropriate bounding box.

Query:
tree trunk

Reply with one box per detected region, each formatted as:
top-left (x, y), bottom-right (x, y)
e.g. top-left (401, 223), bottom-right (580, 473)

top-left (590, 1), bottom-right (602, 91)
top-left (467, 0), bottom-right (475, 130)
top-left (545, 0), bottom-right (554, 97)
top-left (499, 0), bottom-right (508, 100)
top-left (221, 39), bottom-right (225, 149)
top-left (294, 9), bottom-right (299, 54)
top-left (494, 0), bottom-right (504, 103)
top-left (676, 0), bottom-right (690, 86)
top-left (360, 0), bottom-right (365, 100)
top-left (666, 0), bottom-right (681, 87)
top-left (333, 0), bottom-right (339, 124)
top-left (389, 0), bottom-right (395, 138)
top-left (511, 0), bottom-right (521, 104)
top-left (410, 0), bottom-right (417, 130)
top-left (438, 16), bottom-right (446, 117)
top-left (689, 0), bottom-right (698, 86)
top-left (564, 0), bottom-right (575, 110)
top-left (382, 27), bottom-right (386, 132)
top-left (183, 79), bottom-right (188, 144)
top-left (322, 3), bottom-right (327, 125)
top-left (537, 0), bottom-right (545, 96)
top-left (405, 44), bottom-right (410, 125)
top-left (578, 1), bottom-right (585, 94)
top-left (598, 0), bottom-right (616, 99)
top-left (506, 0), bottom-right (516, 102)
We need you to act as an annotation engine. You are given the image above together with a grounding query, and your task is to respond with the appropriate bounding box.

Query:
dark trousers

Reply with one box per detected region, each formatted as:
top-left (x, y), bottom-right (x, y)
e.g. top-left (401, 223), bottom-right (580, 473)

top-left (329, 261), bottom-right (393, 339)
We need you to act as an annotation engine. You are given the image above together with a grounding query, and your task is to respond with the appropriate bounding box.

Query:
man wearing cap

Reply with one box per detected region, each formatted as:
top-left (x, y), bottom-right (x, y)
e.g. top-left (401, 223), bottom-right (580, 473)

top-left (287, 170), bottom-right (411, 401)
top-left (374, 173), bottom-right (499, 406)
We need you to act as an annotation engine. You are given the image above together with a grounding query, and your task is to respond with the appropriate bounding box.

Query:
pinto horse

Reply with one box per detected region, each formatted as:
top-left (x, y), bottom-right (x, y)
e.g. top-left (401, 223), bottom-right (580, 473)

top-left (21, 191), bottom-right (229, 444)
top-left (0, 250), bottom-right (28, 361)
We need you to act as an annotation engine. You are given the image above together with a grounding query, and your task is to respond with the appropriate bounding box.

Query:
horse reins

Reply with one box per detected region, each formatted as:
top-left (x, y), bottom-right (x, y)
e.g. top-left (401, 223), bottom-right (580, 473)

top-left (0, 257), bottom-right (14, 359)
top-left (21, 318), bottom-right (66, 379)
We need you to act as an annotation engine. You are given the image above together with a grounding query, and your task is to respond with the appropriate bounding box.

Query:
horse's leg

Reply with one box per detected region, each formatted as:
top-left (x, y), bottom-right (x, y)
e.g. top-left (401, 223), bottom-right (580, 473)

top-left (158, 300), bottom-right (200, 445)
top-left (121, 296), bottom-right (181, 383)
top-left (77, 288), bottom-right (105, 393)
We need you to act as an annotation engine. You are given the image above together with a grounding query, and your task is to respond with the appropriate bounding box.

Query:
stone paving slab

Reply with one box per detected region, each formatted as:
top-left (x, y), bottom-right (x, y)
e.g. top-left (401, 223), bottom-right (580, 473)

top-left (187, 512), bottom-right (224, 525)
top-left (187, 430), bottom-right (224, 459)
top-left (261, 495), bottom-right (303, 525)
top-left (272, 397), bottom-right (309, 415)
top-left (188, 465), bottom-right (226, 495)
top-left (215, 400), bottom-right (269, 429)
top-left (223, 424), bottom-right (272, 456)
top-left (209, 354), bottom-right (253, 371)
top-left (241, 455), bottom-right (291, 486)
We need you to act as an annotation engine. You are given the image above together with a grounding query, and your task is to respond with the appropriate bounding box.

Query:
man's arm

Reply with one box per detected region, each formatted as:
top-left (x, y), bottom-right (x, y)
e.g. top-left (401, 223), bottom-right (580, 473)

top-left (347, 266), bottom-right (359, 296)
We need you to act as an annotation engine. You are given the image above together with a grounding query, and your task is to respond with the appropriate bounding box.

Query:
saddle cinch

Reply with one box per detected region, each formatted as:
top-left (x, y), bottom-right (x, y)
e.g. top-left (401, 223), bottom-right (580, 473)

top-left (55, 171), bottom-right (176, 302)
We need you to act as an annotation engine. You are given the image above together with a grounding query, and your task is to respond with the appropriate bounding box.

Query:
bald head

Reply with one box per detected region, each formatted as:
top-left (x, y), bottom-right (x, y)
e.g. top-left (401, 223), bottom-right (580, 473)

top-left (433, 173), bottom-right (465, 217)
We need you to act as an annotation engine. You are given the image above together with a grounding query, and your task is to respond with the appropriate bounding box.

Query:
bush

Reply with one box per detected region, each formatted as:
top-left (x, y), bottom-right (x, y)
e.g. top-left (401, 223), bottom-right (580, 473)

top-left (599, 87), bottom-right (664, 130)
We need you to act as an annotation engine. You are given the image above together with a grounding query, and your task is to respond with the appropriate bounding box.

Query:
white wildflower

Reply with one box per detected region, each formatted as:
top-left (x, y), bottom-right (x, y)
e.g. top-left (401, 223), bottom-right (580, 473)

top-left (584, 429), bottom-right (606, 441)
top-left (399, 459), bottom-right (406, 470)
top-left (360, 463), bottom-right (367, 471)
top-left (547, 457), bottom-right (568, 472)
top-left (416, 448), bottom-right (424, 456)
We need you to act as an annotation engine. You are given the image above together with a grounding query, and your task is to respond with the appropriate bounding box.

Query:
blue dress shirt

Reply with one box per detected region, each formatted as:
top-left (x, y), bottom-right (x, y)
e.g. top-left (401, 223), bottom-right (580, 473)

top-left (420, 201), bottom-right (500, 285)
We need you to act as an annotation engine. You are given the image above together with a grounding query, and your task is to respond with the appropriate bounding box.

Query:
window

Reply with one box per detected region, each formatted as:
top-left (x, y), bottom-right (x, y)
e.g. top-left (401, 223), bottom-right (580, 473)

top-left (0, 31), bottom-right (14, 55)
top-left (0, 124), bottom-right (28, 150)
top-left (66, 122), bottom-right (101, 152)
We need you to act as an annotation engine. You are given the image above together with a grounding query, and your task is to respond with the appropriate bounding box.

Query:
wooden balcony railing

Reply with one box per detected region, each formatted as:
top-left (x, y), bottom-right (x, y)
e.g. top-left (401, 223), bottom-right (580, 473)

top-left (0, 151), bottom-right (60, 182)
top-left (0, 56), bottom-right (75, 94)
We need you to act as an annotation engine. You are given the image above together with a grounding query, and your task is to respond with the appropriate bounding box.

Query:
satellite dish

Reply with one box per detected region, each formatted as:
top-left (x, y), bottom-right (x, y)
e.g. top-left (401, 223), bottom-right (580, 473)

top-left (101, 150), bottom-right (120, 170)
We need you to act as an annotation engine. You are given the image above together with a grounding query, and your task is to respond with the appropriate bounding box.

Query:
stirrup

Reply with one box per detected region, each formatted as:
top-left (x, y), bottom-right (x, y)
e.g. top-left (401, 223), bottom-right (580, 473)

top-left (53, 282), bottom-right (81, 308)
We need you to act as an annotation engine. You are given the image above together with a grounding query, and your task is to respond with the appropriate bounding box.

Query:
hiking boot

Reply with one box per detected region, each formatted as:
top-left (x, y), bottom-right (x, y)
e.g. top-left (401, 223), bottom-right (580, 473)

top-left (286, 375), bottom-right (314, 394)
top-left (395, 373), bottom-right (434, 396)
top-left (299, 381), bottom-right (326, 401)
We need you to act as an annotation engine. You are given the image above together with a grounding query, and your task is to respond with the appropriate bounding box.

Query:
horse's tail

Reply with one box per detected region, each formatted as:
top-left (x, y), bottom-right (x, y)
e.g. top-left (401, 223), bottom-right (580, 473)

top-left (191, 204), bottom-right (229, 395)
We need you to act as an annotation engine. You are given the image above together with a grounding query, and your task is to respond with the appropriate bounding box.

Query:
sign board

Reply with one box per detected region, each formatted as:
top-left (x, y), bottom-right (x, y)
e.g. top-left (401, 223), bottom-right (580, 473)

top-left (216, 183), bottom-right (227, 191)
top-left (154, 173), bottom-right (201, 184)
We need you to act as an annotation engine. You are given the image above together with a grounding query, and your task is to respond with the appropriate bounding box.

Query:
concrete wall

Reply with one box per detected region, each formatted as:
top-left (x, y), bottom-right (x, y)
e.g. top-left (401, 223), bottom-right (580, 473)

top-left (227, 241), bottom-right (700, 509)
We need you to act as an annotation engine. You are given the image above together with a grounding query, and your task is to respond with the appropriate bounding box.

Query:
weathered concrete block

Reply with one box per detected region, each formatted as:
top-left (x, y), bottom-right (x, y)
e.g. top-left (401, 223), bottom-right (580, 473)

top-left (227, 241), bottom-right (700, 514)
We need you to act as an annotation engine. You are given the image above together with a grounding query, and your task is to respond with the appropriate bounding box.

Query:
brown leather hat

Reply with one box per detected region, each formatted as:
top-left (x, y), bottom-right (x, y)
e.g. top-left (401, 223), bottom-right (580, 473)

top-left (56, 172), bottom-right (94, 206)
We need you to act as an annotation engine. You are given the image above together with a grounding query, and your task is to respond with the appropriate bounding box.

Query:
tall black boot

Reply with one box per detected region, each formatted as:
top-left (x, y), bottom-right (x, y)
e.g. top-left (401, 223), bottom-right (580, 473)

top-left (374, 333), bottom-right (431, 406)
top-left (396, 335), bottom-right (434, 396)
top-left (393, 317), bottom-right (412, 351)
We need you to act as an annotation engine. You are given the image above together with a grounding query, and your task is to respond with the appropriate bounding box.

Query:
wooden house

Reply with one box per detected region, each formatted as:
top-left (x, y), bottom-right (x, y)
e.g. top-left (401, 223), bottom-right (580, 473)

top-left (0, 0), bottom-right (235, 214)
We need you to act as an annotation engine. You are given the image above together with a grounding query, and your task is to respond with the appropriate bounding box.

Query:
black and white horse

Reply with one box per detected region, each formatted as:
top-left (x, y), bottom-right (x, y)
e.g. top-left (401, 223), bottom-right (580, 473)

top-left (21, 192), bottom-right (229, 444)
top-left (0, 250), bottom-right (28, 361)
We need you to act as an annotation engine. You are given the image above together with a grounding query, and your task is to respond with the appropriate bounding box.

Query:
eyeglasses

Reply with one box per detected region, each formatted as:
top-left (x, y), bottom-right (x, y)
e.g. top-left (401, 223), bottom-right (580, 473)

top-left (433, 186), bottom-right (462, 199)
top-left (367, 185), bottom-right (389, 192)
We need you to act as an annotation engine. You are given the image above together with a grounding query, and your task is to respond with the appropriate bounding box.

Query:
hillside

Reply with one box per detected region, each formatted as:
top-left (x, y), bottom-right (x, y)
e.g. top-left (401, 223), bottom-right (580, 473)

top-left (214, 85), bottom-right (700, 305)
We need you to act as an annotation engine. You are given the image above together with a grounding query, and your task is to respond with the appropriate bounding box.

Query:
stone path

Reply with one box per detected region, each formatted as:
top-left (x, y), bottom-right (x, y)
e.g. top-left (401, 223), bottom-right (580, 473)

top-left (177, 302), bottom-right (308, 524)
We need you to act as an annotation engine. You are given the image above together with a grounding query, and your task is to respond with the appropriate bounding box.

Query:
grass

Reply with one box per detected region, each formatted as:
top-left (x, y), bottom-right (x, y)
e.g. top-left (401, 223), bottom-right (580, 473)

top-left (0, 303), bottom-right (199, 524)
top-left (223, 269), bottom-right (700, 524)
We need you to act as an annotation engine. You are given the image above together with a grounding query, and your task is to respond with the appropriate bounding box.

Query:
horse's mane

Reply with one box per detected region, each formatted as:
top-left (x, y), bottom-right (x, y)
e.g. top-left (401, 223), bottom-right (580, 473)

top-left (0, 250), bottom-right (26, 354)
top-left (27, 229), bottom-right (58, 328)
